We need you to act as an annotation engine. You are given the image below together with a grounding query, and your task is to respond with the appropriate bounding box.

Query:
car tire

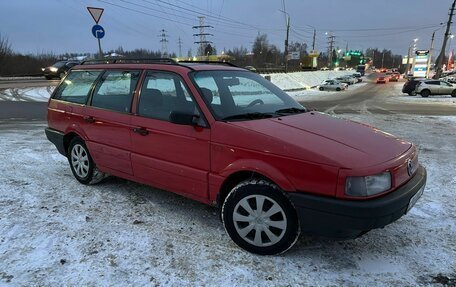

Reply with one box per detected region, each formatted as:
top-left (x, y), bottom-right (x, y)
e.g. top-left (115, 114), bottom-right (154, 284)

top-left (59, 72), bottom-right (66, 79)
top-left (336, 87), bottom-right (341, 91)
top-left (452, 90), bottom-right (456, 97)
top-left (421, 89), bottom-right (430, 98)
top-left (319, 87), bottom-right (324, 91)
top-left (68, 137), bottom-right (107, 185)
top-left (408, 91), bottom-right (416, 96)
top-left (221, 179), bottom-right (300, 255)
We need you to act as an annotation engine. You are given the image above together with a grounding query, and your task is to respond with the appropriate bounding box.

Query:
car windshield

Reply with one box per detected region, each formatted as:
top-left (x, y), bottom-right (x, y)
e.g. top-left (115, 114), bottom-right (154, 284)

top-left (192, 70), bottom-right (306, 121)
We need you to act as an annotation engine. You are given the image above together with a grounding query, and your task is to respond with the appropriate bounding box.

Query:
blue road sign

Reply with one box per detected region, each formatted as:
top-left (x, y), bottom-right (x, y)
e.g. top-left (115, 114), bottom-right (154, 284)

top-left (91, 25), bottom-right (105, 39)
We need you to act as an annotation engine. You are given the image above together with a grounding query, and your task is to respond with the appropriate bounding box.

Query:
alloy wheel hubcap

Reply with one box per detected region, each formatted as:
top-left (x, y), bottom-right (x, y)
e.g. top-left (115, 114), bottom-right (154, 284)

top-left (71, 144), bottom-right (89, 178)
top-left (233, 195), bottom-right (287, 247)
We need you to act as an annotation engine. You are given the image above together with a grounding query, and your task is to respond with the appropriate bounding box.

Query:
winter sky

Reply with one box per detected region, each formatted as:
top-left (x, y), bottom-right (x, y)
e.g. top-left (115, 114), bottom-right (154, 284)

top-left (0, 0), bottom-right (452, 56)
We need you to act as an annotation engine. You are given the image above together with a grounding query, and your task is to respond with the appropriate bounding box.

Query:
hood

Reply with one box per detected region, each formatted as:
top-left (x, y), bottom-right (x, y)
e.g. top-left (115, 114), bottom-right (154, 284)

top-left (227, 112), bottom-right (412, 169)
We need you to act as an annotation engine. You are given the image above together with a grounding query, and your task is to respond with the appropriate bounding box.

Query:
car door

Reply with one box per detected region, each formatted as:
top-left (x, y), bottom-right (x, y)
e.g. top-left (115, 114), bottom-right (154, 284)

top-left (130, 71), bottom-right (210, 201)
top-left (440, 81), bottom-right (454, 95)
top-left (83, 69), bottom-right (141, 176)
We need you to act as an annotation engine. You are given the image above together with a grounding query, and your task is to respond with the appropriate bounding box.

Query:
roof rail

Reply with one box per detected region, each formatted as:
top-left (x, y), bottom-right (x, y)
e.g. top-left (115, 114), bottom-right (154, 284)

top-left (177, 60), bottom-right (239, 68)
top-left (80, 58), bottom-right (178, 65)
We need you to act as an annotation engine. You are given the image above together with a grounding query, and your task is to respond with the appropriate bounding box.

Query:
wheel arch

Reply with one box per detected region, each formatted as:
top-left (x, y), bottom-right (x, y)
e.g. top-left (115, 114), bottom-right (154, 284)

top-left (215, 160), bottom-right (295, 207)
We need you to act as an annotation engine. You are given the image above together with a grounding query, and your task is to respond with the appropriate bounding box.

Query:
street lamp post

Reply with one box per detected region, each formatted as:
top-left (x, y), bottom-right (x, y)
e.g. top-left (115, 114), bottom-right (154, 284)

top-left (406, 38), bottom-right (418, 76)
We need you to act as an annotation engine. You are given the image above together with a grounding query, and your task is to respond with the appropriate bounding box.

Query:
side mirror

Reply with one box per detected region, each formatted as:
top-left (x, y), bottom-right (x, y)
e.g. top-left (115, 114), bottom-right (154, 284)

top-left (169, 111), bottom-right (199, 126)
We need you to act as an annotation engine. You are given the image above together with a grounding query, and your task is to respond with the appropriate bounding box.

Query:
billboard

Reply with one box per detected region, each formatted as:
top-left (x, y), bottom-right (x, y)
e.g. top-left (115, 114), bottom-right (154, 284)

top-left (413, 50), bottom-right (429, 78)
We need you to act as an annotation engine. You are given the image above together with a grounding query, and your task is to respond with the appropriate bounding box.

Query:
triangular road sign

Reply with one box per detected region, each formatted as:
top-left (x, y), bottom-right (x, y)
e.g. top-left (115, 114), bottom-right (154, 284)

top-left (87, 7), bottom-right (104, 24)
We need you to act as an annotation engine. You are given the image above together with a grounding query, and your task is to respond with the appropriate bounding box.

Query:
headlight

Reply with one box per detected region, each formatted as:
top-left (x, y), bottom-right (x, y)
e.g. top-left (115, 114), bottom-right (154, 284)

top-left (345, 172), bottom-right (391, 197)
top-left (49, 67), bottom-right (58, 72)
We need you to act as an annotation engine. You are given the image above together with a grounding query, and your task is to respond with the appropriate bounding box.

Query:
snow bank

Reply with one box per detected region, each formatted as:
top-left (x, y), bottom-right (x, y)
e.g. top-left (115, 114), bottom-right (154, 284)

top-left (0, 115), bottom-right (455, 286)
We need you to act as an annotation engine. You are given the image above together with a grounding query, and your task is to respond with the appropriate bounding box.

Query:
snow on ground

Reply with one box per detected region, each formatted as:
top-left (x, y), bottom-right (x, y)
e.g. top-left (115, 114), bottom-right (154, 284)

top-left (0, 115), bottom-right (455, 286)
top-left (261, 70), bottom-right (355, 91)
top-left (0, 87), bottom-right (54, 102)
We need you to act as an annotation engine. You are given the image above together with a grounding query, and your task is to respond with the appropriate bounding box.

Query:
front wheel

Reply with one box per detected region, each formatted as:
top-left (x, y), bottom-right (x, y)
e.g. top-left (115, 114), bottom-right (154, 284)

top-left (319, 87), bottom-right (324, 91)
top-left (68, 137), bottom-right (106, 185)
top-left (336, 87), bottom-right (341, 91)
top-left (221, 179), bottom-right (300, 255)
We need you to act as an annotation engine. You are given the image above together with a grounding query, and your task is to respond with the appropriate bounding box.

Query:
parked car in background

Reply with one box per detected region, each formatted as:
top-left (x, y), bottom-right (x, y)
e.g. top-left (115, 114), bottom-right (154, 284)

top-left (42, 60), bottom-right (80, 80)
top-left (376, 74), bottom-right (389, 84)
top-left (335, 76), bottom-right (356, 85)
top-left (389, 72), bottom-right (401, 82)
top-left (318, 80), bottom-right (348, 91)
top-left (402, 77), bottom-right (426, 95)
top-left (351, 73), bottom-right (363, 83)
top-left (45, 59), bottom-right (426, 255)
top-left (415, 80), bottom-right (456, 97)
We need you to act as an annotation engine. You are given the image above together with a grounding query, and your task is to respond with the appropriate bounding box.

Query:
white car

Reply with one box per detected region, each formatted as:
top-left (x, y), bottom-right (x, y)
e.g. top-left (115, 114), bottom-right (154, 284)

top-left (335, 76), bottom-right (357, 85)
top-left (415, 80), bottom-right (456, 97)
top-left (319, 80), bottom-right (348, 91)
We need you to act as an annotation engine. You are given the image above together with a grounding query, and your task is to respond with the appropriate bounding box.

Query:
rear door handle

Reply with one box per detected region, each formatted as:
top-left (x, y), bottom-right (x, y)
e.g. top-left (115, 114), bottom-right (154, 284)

top-left (84, 116), bottom-right (95, 123)
top-left (133, 127), bottom-right (150, 136)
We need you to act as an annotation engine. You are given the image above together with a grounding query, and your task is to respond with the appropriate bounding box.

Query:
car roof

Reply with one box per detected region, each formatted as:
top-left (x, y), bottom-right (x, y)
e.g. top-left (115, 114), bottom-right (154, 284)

top-left (71, 59), bottom-right (246, 72)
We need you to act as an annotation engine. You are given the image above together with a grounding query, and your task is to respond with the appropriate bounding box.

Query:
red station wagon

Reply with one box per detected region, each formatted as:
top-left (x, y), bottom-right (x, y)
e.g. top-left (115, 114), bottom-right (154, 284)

top-left (46, 59), bottom-right (427, 255)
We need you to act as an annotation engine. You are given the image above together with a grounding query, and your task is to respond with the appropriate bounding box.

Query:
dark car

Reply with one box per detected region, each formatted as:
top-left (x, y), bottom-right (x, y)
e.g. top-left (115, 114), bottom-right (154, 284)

top-left (42, 60), bottom-right (80, 80)
top-left (402, 77), bottom-right (426, 96)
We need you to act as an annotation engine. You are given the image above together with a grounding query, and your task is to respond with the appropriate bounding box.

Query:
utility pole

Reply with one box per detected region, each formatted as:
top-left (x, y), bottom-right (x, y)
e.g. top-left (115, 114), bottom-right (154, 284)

top-left (158, 29), bottom-right (169, 57)
top-left (192, 16), bottom-right (213, 58)
top-left (327, 32), bottom-right (335, 68)
top-left (436, 0), bottom-right (456, 78)
top-left (427, 32), bottom-right (436, 78)
top-left (177, 37), bottom-right (183, 58)
top-left (284, 15), bottom-right (290, 73)
top-left (312, 28), bottom-right (316, 51)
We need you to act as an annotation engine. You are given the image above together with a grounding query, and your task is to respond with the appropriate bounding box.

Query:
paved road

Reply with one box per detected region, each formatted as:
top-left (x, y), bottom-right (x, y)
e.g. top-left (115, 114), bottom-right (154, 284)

top-left (1, 75), bottom-right (456, 120)
top-left (299, 75), bottom-right (456, 116)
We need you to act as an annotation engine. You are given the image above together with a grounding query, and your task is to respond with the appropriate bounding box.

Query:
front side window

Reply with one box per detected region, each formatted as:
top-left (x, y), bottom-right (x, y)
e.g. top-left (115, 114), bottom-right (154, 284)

top-left (138, 72), bottom-right (198, 121)
top-left (53, 70), bottom-right (101, 104)
top-left (91, 70), bottom-right (140, 113)
top-left (192, 70), bottom-right (305, 121)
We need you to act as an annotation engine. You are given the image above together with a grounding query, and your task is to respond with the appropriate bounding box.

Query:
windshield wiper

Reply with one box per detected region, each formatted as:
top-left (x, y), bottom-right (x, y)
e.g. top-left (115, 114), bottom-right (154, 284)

top-left (222, 112), bottom-right (275, 121)
top-left (274, 107), bottom-right (307, 115)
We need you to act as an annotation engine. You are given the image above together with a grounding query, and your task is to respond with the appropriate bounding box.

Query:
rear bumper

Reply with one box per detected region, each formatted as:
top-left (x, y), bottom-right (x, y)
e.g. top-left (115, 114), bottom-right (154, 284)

top-left (288, 165), bottom-right (427, 239)
top-left (45, 127), bottom-right (66, 156)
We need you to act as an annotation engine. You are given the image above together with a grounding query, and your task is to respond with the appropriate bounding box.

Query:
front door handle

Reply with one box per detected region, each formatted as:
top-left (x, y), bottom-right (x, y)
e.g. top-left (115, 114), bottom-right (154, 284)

top-left (84, 116), bottom-right (95, 123)
top-left (133, 127), bottom-right (150, 136)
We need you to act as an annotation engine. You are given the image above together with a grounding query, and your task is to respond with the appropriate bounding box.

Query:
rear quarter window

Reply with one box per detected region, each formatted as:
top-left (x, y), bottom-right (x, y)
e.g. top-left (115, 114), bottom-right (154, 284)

top-left (91, 70), bottom-right (141, 113)
top-left (53, 70), bottom-right (101, 104)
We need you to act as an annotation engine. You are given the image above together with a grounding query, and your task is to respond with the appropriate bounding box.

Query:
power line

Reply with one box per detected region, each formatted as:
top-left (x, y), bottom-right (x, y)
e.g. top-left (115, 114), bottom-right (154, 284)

top-left (158, 29), bottom-right (169, 56)
top-left (193, 16), bottom-right (213, 57)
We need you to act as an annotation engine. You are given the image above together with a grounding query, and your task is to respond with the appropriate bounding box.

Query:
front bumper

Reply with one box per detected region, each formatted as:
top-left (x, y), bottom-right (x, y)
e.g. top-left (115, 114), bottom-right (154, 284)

top-left (288, 165), bottom-right (427, 239)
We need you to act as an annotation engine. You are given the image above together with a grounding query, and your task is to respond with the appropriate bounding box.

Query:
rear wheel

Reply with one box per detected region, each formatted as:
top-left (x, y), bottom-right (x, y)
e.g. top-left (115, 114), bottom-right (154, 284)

top-left (319, 87), bottom-right (324, 91)
top-left (452, 90), bottom-right (456, 97)
top-left (221, 179), bottom-right (300, 255)
top-left (421, 89), bottom-right (430, 97)
top-left (408, 91), bottom-right (416, 96)
top-left (68, 137), bottom-right (106, 185)
top-left (336, 87), bottom-right (341, 91)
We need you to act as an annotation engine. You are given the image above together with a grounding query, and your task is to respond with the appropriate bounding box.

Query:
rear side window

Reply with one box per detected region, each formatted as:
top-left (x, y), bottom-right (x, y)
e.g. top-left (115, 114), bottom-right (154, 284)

top-left (53, 70), bottom-right (101, 104)
top-left (91, 70), bottom-right (140, 113)
top-left (138, 72), bottom-right (198, 121)
top-left (426, 81), bottom-right (440, 85)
